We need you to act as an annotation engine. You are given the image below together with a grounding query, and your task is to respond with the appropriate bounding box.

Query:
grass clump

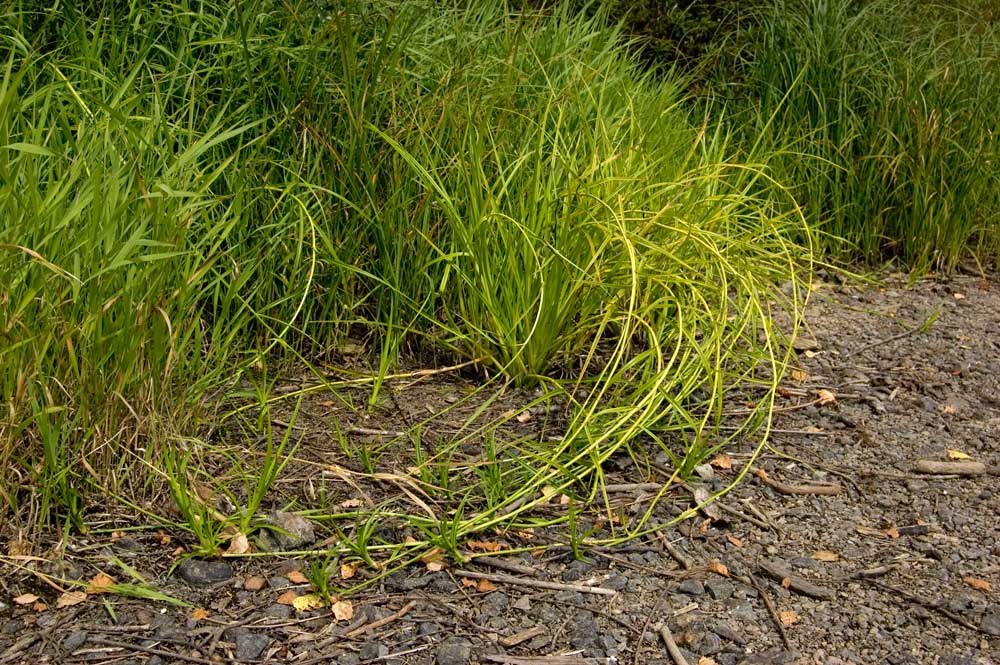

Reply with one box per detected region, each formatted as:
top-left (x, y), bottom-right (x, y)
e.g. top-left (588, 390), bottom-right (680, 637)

top-left (736, 0), bottom-right (1000, 271)
top-left (0, 0), bottom-right (808, 566)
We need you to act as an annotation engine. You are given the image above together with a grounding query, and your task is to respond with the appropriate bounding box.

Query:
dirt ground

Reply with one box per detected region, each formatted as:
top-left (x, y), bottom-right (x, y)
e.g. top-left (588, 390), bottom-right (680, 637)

top-left (1, 272), bottom-right (998, 665)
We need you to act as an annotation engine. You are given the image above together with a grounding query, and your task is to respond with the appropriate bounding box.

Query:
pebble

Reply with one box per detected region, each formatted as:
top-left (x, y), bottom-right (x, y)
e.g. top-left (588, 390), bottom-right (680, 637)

top-left (603, 574), bottom-right (628, 591)
top-left (678, 579), bottom-right (705, 595)
top-left (261, 603), bottom-right (292, 619)
top-left (258, 511), bottom-right (316, 550)
top-left (234, 632), bottom-right (269, 661)
top-left (63, 630), bottom-right (88, 651)
top-left (359, 642), bottom-right (389, 660)
top-left (176, 559), bottom-right (233, 586)
top-left (705, 579), bottom-right (734, 600)
top-left (436, 638), bottom-right (473, 665)
top-left (981, 611), bottom-right (1000, 637)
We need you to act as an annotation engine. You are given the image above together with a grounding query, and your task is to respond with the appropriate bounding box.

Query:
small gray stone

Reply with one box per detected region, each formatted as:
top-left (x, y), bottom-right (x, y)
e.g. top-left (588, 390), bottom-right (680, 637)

top-left (603, 574), bottom-right (629, 591)
top-left (710, 621), bottom-right (746, 645)
top-left (678, 579), bottom-right (706, 595)
top-left (360, 642), bottom-right (389, 660)
top-left (268, 575), bottom-right (292, 589)
top-left (261, 603), bottom-right (292, 619)
top-left (259, 511), bottom-right (316, 551)
top-left (437, 638), bottom-right (473, 665)
top-left (176, 559), bottom-right (233, 586)
top-left (700, 631), bottom-right (724, 655)
top-left (705, 579), bottom-right (734, 600)
top-left (693, 463), bottom-right (715, 481)
top-left (981, 611), bottom-right (1000, 637)
top-left (63, 630), bottom-right (88, 651)
top-left (235, 632), bottom-right (269, 661)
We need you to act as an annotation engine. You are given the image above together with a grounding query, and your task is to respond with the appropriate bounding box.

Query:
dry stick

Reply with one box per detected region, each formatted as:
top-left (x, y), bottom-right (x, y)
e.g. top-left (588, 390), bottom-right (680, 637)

top-left (453, 570), bottom-right (616, 596)
top-left (88, 638), bottom-right (223, 665)
top-left (754, 468), bottom-right (842, 496)
top-left (714, 500), bottom-right (775, 532)
top-left (345, 600), bottom-right (417, 638)
top-left (758, 560), bottom-right (835, 600)
top-left (745, 574), bottom-right (791, 650)
top-left (911, 460), bottom-right (998, 476)
top-left (604, 483), bottom-right (665, 493)
top-left (633, 589), bottom-right (671, 665)
top-left (864, 578), bottom-right (988, 635)
top-left (656, 532), bottom-right (694, 570)
top-left (471, 555), bottom-right (539, 576)
top-left (498, 626), bottom-right (547, 648)
top-left (658, 624), bottom-right (692, 665)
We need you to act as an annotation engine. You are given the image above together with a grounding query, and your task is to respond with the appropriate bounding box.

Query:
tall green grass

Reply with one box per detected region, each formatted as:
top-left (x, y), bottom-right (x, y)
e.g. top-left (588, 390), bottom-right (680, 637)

top-left (737, 0), bottom-right (1000, 271)
top-left (0, 0), bottom-right (808, 545)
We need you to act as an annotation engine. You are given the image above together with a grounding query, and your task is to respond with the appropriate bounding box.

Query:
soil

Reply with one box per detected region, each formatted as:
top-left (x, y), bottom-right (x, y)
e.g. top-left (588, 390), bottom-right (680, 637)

top-left (2, 272), bottom-right (999, 665)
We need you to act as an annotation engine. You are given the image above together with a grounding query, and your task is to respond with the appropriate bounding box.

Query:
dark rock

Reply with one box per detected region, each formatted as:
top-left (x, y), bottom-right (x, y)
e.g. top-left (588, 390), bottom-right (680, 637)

top-left (258, 511), bottom-right (316, 551)
top-left (176, 559), bottom-right (233, 586)
top-left (710, 621), bottom-right (747, 645)
top-left (268, 575), bottom-right (292, 589)
top-left (700, 632), bottom-right (724, 655)
top-left (436, 638), bottom-right (473, 665)
top-left (113, 536), bottom-right (144, 552)
top-left (235, 632), bottom-right (269, 661)
top-left (562, 559), bottom-right (596, 581)
top-left (981, 611), bottom-right (1000, 637)
top-left (603, 574), bottom-right (629, 591)
top-left (63, 631), bottom-right (88, 651)
top-left (678, 579), bottom-right (705, 595)
top-left (359, 642), bottom-right (389, 660)
top-left (419, 622), bottom-right (438, 636)
top-left (705, 579), bottom-right (735, 600)
top-left (568, 611), bottom-right (600, 650)
top-left (261, 603), bottom-right (292, 619)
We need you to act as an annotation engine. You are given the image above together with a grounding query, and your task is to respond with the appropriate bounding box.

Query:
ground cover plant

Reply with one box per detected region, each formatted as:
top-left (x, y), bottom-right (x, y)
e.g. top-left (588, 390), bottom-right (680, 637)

top-left (0, 0), bottom-right (816, 583)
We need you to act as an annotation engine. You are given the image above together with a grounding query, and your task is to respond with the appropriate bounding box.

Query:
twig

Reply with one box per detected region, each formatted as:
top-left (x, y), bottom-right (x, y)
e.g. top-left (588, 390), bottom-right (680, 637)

top-left (88, 638), bottom-right (226, 665)
top-left (758, 560), bottom-right (834, 600)
top-left (604, 483), bottom-right (665, 493)
top-left (453, 570), bottom-right (616, 596)
top-left (484, 656), bottom-right (610, 665)
top-left (745, 573), bottom-right (791, 649)
top-left (656, 533), bottom-right (694, 570)
top-left (471, 555), bottom-right (539, 576)
top-left (658, 624), bottom-right (692, 665)
top-left (755, 468), bottom-right (842, 495)
top-left (349, 426), bottom-right (406, 438)
top-left (911, 460), bottom-right (998, 476)
top-left (346, 600), bottom-right (417, 638)
top-left (634, 590), bottom-right (670, 665)
top-left (499, 626), bottom-right (547, 647)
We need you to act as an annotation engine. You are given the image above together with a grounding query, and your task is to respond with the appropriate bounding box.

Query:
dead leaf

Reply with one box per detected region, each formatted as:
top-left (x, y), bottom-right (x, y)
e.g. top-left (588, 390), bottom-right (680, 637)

top-left (156, 531), bottom-right (172, 545)
top-left (244, 576), bottom-right (266, 591)
top-left (286, 571), bottom-right (308, 585)
top-left (226, 532), bottom-right (251, 555)
top-left (293, 593), bottom-right (325, 611)
top-left (698, 658), bottom-right (719, 665)
top-left (420, 547), bottom-right (445, 564)
top-left (190, 608), bottom-right (210, 621)
top-left (87, 573), bottom-right (116, 594)
top-left (339, 498), bottom-right (363, 509)
top-left (56, 591), bottom-right (87, 608)
top-left (110, 531), bottom-right (125, 542)
top-left (779, 610), bottom-right (800, 626)
top-left (942, 405), bottom-right (958, 415)
top-left (790, 368), bottom-right (809, 383)
top-left (13, 593), bottom-right (39, 605)
top-left (885, 527), bottom-right (900, 539)
top-left (276, 590), bottom-right (299, 606)
top-left (781, 577), bottom-right (791, 589)
top-left (32, 601), bottom-right (48, 612)
top-left (947, 449), bottom-right (971, 460)
top-left (331, 600), bottom-right (354, 621)
top-left (340, 563), bottom-right (359, 580)
top-left (425, 560), bottom-right (446, 572)
top-left (467, 540), bottom-right (502, 553)
top-left (709, 455), bottom-right (733, 470)
top-left (816, 389), bottom-right (837, 406)
top-left (707, 561), bottom-right (730, 577)
top-left (726, 535), bottom-right (744, 548)
top-left (804, 350), bottom-right (819, 359)
top-left (477, 579), bottom-right (498, 593)
top-left (461, 578), bottom-right (476, 588)
top-left (515, 411), bottom-right (532, 424)
top-left (963, 577), bottom-right (992, 592)
top-left (697, 518), bottom-right (712, 535)
top-left (811, 550), bottom-right (840, 562)
top-left (953, 292), bottom-right (966, 300)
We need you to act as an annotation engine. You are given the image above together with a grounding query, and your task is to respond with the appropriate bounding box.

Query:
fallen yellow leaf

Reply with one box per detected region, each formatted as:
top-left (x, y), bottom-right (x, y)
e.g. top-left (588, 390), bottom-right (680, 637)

top-left (13, 593), bottom-right (39, 605)
top-left (726, 535), bottom-right (744, 548)
top-left (339, 498), bottom-right (363, 509)
top-left (286, 571), bottom-right (308, 585)
top-left (87, 573), bottom-right (116, 593)
top-left (709, 455), bottom-right (733, 470)
top-left (56, 591), bottom-right (87, 608)
top-left (340, 562), bottom-right (359, 580)
top-left (32, 601), bottom-right (48, 613)
top-left (947, 449), bottom-right (971, 460)
top-left (811, 550), bottom-right (840, 562)
top-left (332, 600), bottom-right (354, 621)
top-left (276, 590), bottom-right (299, 606)
top-left (477, 579), bottom-right (497, 593)
top-left (780, 610), bottom-right (800, 625)
top-left (292, 593), bottom-right (325, 611)
top-left (816, 389), bottom-right (837, 406)
top-left (190, 608), bottom-right (210, 621)
top-left (790, 368), bottom-right (809, 383)
top-left (698, 658), bottom-right (719, 665)
top-left (963, 577), bottom-right (992, 592)
top-left (467, 540), bottom-right (502, 553)
top-left (707, 561), bottom-right (730, 577)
